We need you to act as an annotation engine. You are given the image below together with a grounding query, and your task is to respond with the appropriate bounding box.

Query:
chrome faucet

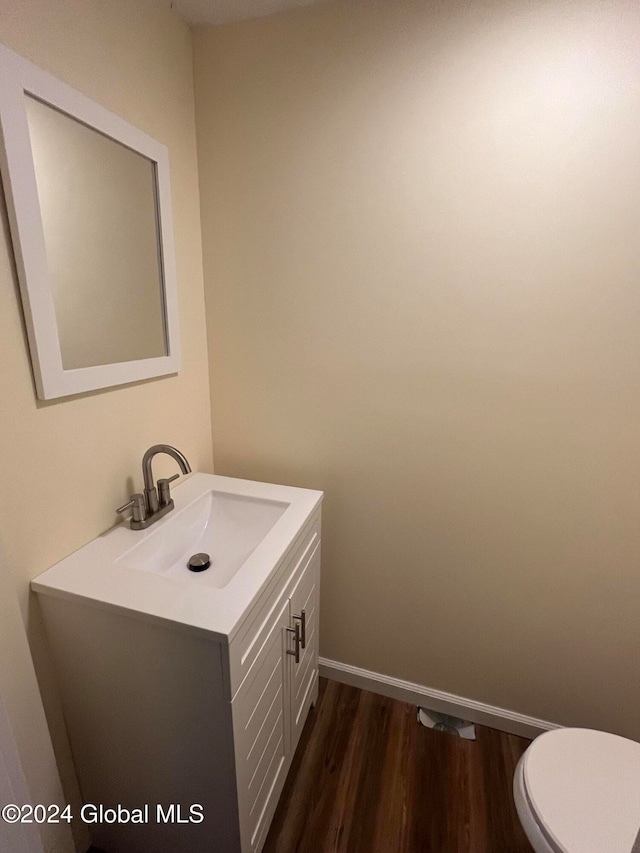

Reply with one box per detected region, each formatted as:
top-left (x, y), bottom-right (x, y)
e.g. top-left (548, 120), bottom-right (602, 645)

top-left (117, 444), bottom-right (191, 530)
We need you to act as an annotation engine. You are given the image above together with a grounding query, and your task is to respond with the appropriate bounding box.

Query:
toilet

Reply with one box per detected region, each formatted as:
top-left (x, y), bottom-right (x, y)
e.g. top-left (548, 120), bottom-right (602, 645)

top-left (513, 728), bottom-right (640, 853)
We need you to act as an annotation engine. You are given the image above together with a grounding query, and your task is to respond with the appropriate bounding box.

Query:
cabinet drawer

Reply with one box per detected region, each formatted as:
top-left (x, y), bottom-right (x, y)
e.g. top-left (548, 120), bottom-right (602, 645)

top-left (229, 516), bottom-right (320, 697)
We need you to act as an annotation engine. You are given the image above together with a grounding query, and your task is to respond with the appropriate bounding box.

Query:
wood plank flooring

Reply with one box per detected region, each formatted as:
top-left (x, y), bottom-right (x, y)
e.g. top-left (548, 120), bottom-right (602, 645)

top-left (263, 678), bottom-right (534, 853)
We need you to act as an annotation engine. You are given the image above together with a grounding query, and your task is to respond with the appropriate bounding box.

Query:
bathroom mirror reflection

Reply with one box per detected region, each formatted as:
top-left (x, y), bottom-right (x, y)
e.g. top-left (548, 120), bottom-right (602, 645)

top-left (0, 43), bottom-right (181, 399)
top-left (24, 96), bottom-right (167, 370)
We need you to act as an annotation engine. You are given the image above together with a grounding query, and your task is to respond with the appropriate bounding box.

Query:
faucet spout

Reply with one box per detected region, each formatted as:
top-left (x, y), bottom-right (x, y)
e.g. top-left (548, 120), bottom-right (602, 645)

top-left (142, 444), bottom-right (191, 515)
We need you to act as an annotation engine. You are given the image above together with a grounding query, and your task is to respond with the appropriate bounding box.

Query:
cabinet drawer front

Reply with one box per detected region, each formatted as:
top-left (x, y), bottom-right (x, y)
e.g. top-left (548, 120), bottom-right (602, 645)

top-left (229, 517), bottom-right (320, 697)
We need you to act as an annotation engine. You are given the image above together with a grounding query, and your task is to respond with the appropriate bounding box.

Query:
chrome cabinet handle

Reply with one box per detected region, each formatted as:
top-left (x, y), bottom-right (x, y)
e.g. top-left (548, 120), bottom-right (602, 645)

top-left (293, 609), bottom-right (306, 648)
top-left (286, 623), bottom-right (301, 663)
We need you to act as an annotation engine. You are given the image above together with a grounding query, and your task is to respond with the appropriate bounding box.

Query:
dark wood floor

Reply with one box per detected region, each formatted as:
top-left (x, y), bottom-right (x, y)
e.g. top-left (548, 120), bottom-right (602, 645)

top-left (264, 678), bottom-right (534, 853)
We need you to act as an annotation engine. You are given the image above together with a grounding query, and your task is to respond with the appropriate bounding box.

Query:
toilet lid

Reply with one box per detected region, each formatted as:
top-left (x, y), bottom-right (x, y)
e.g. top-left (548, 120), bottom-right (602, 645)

top-left (523, 728), bottom-right (640, 853)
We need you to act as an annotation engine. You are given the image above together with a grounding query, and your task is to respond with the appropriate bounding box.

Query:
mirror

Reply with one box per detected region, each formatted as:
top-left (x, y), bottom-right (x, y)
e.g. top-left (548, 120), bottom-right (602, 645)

top-left (0, 44), bottom-right (180, 399)
top-left (24, 96), bottom-right (167, 370)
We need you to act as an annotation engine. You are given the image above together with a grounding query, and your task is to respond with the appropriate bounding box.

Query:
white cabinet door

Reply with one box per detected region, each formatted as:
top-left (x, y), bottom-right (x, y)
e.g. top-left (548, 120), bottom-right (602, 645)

top-left (232, 598), bottom-right (290, 853)
top-left (231, 530), bottom-right (321, 853)
top-left (287, 543), bottom-right (320, 753)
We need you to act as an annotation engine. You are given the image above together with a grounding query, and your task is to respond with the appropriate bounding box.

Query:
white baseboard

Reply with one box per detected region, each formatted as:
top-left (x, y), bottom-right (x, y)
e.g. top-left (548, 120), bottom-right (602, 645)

top-left (318, 657), bottom-right (560, 740)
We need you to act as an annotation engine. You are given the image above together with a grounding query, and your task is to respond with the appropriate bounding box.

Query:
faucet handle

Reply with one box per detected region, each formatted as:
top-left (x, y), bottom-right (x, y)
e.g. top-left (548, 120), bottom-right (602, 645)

top-left (116, 493), bottom-right (146, 524)
top-left (158, 474), bottom-right (180, 508)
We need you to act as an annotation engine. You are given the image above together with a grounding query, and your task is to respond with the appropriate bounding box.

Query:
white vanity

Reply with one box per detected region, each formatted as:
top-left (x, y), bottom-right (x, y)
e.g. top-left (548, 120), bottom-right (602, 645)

top-left (32, 473), bottom-right (322, 853)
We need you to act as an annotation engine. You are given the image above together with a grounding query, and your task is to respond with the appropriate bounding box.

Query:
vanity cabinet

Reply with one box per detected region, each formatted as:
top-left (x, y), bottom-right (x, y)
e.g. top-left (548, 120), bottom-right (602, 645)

top-left (231, 521), bottom-right (320, 852)
top-left (35, 508), bottom-right (321, 853)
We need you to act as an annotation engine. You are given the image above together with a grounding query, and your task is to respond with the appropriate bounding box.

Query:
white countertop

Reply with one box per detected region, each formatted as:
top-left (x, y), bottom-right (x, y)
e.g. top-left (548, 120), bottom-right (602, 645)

top-left (31, 473), bottom-right (323, 643)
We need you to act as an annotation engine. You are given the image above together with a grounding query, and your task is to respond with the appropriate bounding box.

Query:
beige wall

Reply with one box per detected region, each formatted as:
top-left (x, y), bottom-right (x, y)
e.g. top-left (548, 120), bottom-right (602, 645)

top-left (0, 556), bottom-right (72, 853)
top-left (0, 0), bottom-right (212, 849)
top-left (194, 0), bottom-right (640, 738)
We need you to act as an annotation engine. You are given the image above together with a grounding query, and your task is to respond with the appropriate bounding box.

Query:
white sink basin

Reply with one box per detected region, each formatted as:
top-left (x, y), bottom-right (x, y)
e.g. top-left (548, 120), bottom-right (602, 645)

top-left (32, 473), bottom-right (323, 640)
top-left (117, 490), bottom-right (288, 588)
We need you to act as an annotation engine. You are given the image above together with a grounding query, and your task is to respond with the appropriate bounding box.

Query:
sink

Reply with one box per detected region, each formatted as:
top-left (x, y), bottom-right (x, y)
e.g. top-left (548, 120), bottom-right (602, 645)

top-left (31, 472), bottom-right (322, 853)
top-left (31, 473), bottom-right (323, 640)
top-left (117, 490), bottom-right (289, 588)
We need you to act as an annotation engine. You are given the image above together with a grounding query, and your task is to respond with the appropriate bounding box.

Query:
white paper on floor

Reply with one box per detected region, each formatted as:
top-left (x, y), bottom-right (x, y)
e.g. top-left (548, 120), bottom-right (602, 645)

top-left (417, 707), bottom-right (476, 740)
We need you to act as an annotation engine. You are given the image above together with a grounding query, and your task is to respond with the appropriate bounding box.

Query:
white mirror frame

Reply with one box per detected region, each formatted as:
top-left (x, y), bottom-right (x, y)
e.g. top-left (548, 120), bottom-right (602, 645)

top-left (0, 44), bottom-right (181, 400)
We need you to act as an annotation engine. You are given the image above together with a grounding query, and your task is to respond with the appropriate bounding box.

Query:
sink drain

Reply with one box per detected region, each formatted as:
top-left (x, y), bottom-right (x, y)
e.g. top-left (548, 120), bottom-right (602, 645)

top-left (188, 552), bottom-right (211, 572)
